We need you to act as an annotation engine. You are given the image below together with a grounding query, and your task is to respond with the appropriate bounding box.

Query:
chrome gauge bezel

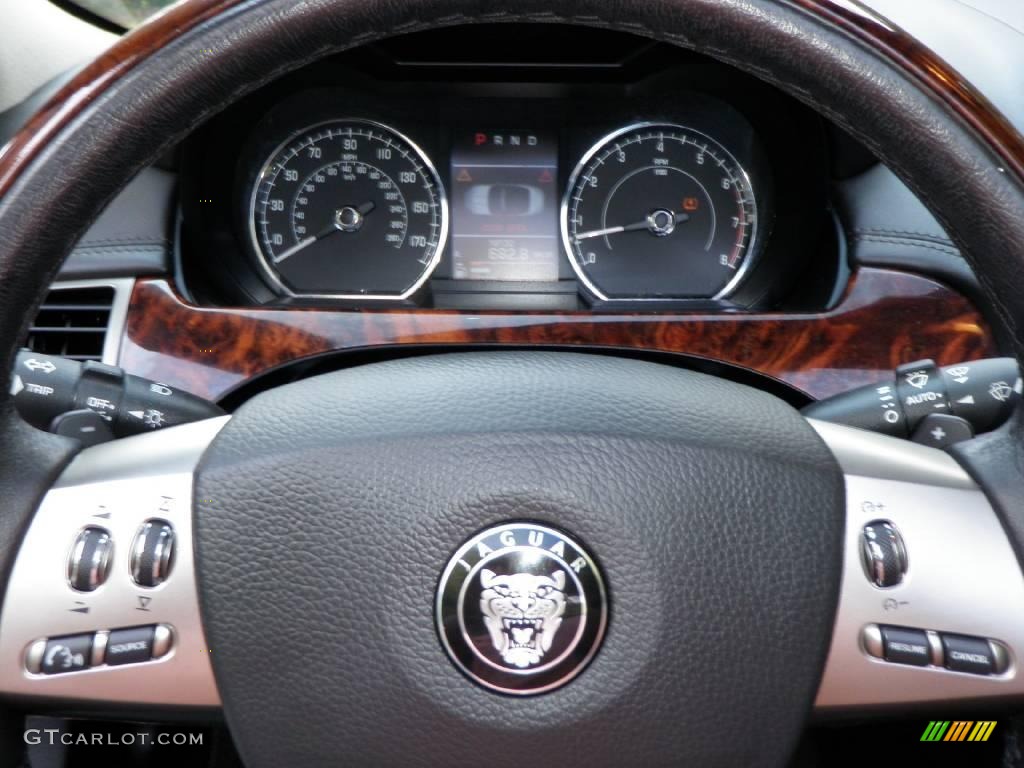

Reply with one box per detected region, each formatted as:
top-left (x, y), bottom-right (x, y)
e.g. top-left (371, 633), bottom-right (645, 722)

top-left (560, 122), bottom-right (760, 303)
top-left (247, 118), bottom-right (449, 302)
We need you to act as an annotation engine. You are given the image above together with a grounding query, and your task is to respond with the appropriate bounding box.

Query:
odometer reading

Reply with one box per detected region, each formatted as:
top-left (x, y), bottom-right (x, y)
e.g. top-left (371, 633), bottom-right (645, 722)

top-left (250, 120), bottom-right (448, 299)
top-left (562, 123), bottom-right (758, 301)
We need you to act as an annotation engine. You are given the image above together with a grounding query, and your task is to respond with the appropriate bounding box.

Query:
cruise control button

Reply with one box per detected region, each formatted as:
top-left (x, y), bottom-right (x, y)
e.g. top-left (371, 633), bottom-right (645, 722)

top-left (40, 634), bottom-right (93, 674)
top-left (942, 633), bottom-right (995, 675)
top-left (861, 520), bottom-right (908, 588)
top-left (105, 626), bottom-right (155, 666)
top-left (881, 626), bottom-right (931, 666)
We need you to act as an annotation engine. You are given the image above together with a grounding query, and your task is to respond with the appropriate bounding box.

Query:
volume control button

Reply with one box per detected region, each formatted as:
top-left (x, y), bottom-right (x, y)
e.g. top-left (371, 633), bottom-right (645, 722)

top-left (861, 520), bottom-right (908, 588)
top-left (67, 527), bottom-right (113, 592)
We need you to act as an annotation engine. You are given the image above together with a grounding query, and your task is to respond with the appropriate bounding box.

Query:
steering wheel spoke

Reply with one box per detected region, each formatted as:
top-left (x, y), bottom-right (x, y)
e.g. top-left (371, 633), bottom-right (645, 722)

top-left (0, 419), bottom-right (226, 708)
top-left (813, 420), bottom-right (1024, 709)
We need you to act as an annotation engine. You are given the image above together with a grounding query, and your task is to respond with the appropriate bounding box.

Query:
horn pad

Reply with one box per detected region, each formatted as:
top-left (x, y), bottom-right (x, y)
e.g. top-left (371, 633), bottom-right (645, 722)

top-left (194, 352), bottom-right (843, 767)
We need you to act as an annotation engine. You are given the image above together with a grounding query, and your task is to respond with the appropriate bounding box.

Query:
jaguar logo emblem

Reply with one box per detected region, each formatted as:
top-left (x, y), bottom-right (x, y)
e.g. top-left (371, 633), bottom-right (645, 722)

top-left (480, 568), bottom-right (567, 669)
top-left (436, 523), bottom-right (607, 695)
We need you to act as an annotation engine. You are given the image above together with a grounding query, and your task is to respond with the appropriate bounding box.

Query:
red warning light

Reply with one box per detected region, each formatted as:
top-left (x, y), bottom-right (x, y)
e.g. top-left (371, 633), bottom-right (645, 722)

top-left (682, 197), bottom-right (699, 212)
top-left (538, 169), bottom-right (554, 183)
top-left (474, 133), bottom-right (488, 146)
top-left (456, 169), bottom-right (473, 183)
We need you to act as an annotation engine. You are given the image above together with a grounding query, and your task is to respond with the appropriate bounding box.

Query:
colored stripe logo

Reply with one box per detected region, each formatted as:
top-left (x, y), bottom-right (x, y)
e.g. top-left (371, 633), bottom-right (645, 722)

top-left (921, 721), bottom-right (997, 742)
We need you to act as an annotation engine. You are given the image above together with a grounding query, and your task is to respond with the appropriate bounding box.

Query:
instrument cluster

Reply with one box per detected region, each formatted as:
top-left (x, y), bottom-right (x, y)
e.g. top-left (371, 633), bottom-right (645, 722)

top-left (181, 35), bottom-right (834, 311)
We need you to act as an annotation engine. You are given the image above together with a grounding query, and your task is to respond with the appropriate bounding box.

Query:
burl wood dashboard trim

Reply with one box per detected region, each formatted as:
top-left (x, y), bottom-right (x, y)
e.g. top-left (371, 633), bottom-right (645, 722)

top-left (121, 268), bottom-right (995, 402)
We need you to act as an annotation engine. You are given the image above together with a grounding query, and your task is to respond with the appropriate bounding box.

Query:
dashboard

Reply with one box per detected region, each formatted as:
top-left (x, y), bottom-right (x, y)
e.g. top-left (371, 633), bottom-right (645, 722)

top-left (28, 23), bottom-right (995, 412)
top-left (180, 26), bottom-right (836, 312)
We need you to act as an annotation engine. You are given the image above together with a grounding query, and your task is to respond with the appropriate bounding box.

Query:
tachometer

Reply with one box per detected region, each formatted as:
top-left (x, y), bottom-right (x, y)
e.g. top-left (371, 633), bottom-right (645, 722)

top-left (562, 123), bottom-right (758, 301)
top-left (249, 120), bottom-right (448, 300)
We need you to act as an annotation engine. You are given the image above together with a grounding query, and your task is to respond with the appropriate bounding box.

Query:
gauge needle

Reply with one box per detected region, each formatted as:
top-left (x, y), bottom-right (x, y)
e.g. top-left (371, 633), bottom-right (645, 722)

top-left (573, 211), bottom-right (690, 242)
top-left (272, 201), bottom-right (376, 264)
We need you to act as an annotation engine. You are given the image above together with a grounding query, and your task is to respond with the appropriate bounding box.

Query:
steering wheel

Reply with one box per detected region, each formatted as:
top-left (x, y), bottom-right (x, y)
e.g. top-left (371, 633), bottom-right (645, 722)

top-left (1, 0), bottom-right (1023, 765)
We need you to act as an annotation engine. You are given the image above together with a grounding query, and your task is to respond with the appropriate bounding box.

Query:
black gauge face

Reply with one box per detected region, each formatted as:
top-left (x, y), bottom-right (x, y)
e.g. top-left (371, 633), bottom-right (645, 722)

top-left (562, 123), bottom-right (758, 301)
top-left (250, 120), bottom-right (448, 299)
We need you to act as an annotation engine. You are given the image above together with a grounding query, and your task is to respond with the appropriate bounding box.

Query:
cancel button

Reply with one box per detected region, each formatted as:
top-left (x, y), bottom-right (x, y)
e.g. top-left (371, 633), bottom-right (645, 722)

top-left (105, 626), bottom-right (155, 666)
top-left (942, 633), bottom-right (995, 675)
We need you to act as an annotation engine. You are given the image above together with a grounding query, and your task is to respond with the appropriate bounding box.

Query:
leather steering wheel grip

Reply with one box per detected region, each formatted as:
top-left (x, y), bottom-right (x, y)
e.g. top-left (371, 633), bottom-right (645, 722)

top-left (0, 0), bottom-right (1023, 763)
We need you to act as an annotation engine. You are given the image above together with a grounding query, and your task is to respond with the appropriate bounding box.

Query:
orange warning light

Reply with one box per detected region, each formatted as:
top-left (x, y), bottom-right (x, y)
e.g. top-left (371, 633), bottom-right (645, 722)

top-left (456, 169), bottom-right (473, 182)
top-left (682, 197), bottom-right (699, 212)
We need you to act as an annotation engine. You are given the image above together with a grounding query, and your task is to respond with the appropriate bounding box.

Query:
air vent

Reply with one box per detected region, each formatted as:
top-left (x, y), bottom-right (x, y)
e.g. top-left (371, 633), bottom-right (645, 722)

top-left (24, 286), bottom-right (115, 362)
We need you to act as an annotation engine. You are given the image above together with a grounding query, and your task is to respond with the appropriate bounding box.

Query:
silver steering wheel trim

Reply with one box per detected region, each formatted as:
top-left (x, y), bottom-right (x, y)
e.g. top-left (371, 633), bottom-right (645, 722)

top-left (0, 416), bottom-right (1020, 709)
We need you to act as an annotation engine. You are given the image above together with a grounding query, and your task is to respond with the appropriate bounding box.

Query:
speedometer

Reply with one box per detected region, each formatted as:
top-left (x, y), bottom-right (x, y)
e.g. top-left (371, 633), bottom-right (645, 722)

top-left (562, 123), bottom-right (758, 301)
top-left (249, 120), bottom-right (448, 300)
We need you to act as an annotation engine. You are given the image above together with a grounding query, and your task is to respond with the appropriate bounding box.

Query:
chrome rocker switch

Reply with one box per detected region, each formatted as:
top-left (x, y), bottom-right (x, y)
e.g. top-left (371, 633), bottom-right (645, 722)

top-left (130, 520), bottom-right (175, 588)
top-left (861, 520), bottom-right (908, 588)
top-left (67, 527), bottom-right (113, 592)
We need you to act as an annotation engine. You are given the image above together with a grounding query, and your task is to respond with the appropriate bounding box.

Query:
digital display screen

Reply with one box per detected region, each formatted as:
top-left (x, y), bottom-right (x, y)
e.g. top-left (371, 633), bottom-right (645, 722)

top-left (450, 130), bottom-right (560, 281)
